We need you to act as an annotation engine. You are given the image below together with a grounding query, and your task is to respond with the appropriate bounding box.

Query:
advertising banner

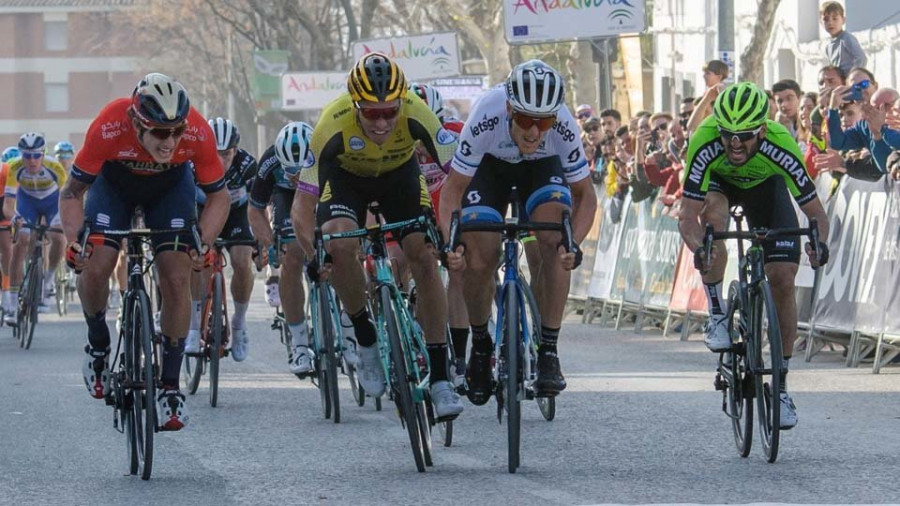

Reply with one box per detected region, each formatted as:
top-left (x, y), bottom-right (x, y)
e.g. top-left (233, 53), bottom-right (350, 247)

top-left (588, 194), bottom-right (630, 300)
top-left (281, 72), bottom-right (347, 111)
top-left (669, 244), bottom-right (708, 313)
top-left (251, 49), bottom-right (289, 111)
top-left (352, 32), bottom-right (460, 81)
top-left (504, 0), bottom-right (646, 44)
top-left (571, 194), bottom-right (607, 298)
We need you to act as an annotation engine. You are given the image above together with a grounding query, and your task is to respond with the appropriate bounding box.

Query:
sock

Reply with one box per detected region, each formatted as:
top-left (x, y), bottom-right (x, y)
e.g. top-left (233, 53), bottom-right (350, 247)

top-left (119, 290), bottom-right (125, 299)
top-left (289, 320), bottom-right (309, 348)
top-left (47, 268), bottom-right (57, 285)
top-left (704, 281), bottom-right (724, 315)
top-left (470, 322), bottom-right (492, 353)
top-left (232, 301), bottom-right (249, 329)
top-left (450, 327), bottom-right (469, 360)
top-left (84, 310), bottom-right (110, 350)
top-left (189, 300), bottom-right (202, 330)
top-left (161, 337), bottom-right (185, 389)
top-left (1, 273), bottom-right (8, 291)
top-left (427, 343), bottom-right (449, 383)
top-left (349, 308), bottom-right (377, 347)
top-left (540, 326), bottom-right (560, 356)
top-left (780, 357), bottom-right (790, 393)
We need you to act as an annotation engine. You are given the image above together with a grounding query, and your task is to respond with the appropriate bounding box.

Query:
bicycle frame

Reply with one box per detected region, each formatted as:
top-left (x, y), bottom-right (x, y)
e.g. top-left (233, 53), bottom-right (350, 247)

top-left (494, 235), bottom-right (539, 391)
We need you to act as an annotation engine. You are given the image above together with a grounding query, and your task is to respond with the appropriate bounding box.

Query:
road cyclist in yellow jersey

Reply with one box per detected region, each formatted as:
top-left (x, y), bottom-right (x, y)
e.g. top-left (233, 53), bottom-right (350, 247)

top-left (3, 132), bottom-right (67, 320)
top-left (292, 52), bottom-right (464, 421)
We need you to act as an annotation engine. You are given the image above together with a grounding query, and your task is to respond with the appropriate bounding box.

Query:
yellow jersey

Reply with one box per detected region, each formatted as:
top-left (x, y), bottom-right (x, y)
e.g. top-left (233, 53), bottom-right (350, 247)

top-left (5, 156), bottom-right (67, 200)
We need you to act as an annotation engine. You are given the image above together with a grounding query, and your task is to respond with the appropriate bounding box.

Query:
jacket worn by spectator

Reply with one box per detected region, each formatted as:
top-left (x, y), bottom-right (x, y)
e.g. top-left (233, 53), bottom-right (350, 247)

top-left (826, 109), bottom-right (900, 172)
top-left (826, 31), bottom-right (867, 78)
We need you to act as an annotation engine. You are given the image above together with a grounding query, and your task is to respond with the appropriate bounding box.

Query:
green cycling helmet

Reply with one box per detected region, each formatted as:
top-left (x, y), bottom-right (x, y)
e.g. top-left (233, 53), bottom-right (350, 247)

top-left (713, 82), bottom-right (769, 132)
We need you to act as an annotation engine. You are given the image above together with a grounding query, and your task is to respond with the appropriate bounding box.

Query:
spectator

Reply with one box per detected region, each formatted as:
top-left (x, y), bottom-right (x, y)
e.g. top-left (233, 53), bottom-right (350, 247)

top-left (772, 79), bottom-right (802, 139)
top-left (827, 70), bottom-right (898, 172)
top-left (582, 117), bottom-right (604, 168)
top-left (599, 108), bottom-right (622, 137)
top-left (820, 1), bottom-right (867, 78)
top-left (765, 90), bottom-right (777, 120)
top-left (799, 91), bottom-right (818, 152)
top-left (702, 59), bottom-right (729, 89)
top-left (575, 104), bottom-right (595, 128)
top-left (678, 97), bottom-right (695, 131)
top-left (686, 61), bottom-right (728, 135)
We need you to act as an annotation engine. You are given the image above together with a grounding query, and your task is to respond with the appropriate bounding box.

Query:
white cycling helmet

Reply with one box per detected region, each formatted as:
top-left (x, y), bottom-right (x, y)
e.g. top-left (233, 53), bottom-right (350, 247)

top-left (409, 83), bottom-right (445, 119)
top-left (208, 117), bottom-right (240, 150)
top-left (131, 72), bottom-right (190, 127)
top-left (18, 132), bottom-right (46, 151)
top-left (274, 121), bottom-right (314, 169)
top-left (505, 60), bottom-right (566, 116)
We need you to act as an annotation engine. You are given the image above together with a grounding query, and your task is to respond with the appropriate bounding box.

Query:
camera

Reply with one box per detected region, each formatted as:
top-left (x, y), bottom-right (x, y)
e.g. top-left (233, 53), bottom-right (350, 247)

top-left (844, 79), bottom-right (870, 102)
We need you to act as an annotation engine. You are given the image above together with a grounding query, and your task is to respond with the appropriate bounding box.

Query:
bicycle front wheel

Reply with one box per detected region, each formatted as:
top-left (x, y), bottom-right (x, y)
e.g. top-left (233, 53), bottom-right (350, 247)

top-left (503, 286), bottom-right (522, 473)
top-left (725, 280), bottom-right (753, 457)
top-left (320, 284), bottom-right (341, 423)
top-left (126, 292), bottom-right (155, 480)
top-left (208, 273), bottom-right (224, 408)
top-left (752, 280), bottom-right (782, 463)
top-left (19, 263), bottom-right (41, 350)
top-left (55, 269), bottom-right (66, 316)
top-left (383, 287), bottom-right (425, 472)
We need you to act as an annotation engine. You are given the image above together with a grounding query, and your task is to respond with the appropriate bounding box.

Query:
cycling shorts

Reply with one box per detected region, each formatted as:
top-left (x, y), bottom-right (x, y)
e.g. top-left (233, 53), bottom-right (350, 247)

top-left (15, 191), bottom-right (61, 227)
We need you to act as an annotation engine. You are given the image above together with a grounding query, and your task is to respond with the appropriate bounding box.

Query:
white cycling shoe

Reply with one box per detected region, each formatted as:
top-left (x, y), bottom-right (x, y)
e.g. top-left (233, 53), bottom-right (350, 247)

top-left (704, 314), bottom-right (732, 352)
top-left (431, 380), bottom-right (464, 420)
top-left (289, 345), bottom-right (314, 375)
top-left (356, 344), bottom-right (386, 397)
top-left (779, 392), bottom-right (798, 429)
top-left (184, 329), bottom-right (201, 354)
top-left (265, 278), bottom-right (281, 307)
top-left (231, 327), bottom-right (249, 362)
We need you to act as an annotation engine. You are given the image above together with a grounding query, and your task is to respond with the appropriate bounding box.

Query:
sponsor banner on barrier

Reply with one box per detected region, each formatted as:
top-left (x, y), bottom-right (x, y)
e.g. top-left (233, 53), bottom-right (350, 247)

top-left (814, 177), bottom-right (895, 333)
top-left (571, 193), bottom-right (606, 298)
top-left (588, 193), bottom-right (630, 300)
top-left (614, 199), bottom-right (680, 307)
top-left (669, 244), bottom-right (708, 313)
top-left (352, 32), bottom-right (461, 81)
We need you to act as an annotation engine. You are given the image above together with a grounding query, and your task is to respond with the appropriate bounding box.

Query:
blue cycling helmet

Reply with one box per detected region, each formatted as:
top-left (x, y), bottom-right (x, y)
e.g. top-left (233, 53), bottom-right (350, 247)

top-left (54, 141), bottom-right (75, 157)
top-left (2, 146), bottom-right (20, 162)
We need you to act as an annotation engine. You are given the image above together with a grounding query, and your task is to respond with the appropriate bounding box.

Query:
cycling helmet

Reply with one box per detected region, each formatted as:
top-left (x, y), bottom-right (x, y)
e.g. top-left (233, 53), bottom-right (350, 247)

top-left (2, 147), bottom-right (21, 162)
top-left (505, 60), bottom-right (566, 116)
top-left (18, 132), bottom-right (45, 151)
top-left (54, 141), bottom-right (75, 156)
top-left (713, 82), bottom-right (769, 132)
top-left (131, 73), bottom-right (191, 127)
top-left (274, 121), bottom-right (314, 169)
top-left (208, 117), bottom-right (240, 150)
top-left (409, 83), bottom-right (444, 118)
top-left (347, 52), bottom-right (407, 104)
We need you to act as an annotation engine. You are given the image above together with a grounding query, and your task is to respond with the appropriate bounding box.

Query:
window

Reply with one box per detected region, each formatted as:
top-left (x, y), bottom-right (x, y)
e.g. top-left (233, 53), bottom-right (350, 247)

top-left (44, 20), bottom-right (68, 51)
top-left (45, 83), bottom-right (69, 112)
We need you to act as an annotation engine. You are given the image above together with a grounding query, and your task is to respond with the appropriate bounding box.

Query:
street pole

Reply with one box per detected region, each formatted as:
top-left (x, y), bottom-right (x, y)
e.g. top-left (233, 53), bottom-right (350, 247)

top-left (718, 0), bottom-right (735, 83)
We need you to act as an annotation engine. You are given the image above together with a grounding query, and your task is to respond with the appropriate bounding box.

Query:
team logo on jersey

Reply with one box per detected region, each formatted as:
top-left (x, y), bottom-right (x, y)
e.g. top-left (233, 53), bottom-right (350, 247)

top-left (319, 181), bottom-right (333, 203)
top-left (436, 128), bottom-right (456, 145)
top-left (459, 140), bottom-right (472, 157)
top-left (419, 175), bottom-right (432, 207)
top-left (304, 150), bottom-right (316, 168)
top-left (117, 148), bottom-right (139, 158)
top-left (550, 176), bottom-right (563, 185)
top-left (470, 115), bottom-right (500, 137)
top-left (466, 190), bottom-right (481, 204)
top-left (567, 148), bottom-right (580, 163)
top-left (349, 136), bottom-right (366, 150)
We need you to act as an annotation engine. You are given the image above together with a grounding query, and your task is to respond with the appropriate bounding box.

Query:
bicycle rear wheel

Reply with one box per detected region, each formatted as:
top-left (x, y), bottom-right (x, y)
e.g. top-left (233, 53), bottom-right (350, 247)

top-left (752, 280), bottom-right (782, 463)
top-left (725, 281), bottom-right (753, 457)
top-left (383, 287), bottom-right (425, 472)
top-left (503, 286), bottom-right (521, 473)
top-left (208, 273), bottom-right (224, 408)
top-left (183, 346), bottom-right (204, 396)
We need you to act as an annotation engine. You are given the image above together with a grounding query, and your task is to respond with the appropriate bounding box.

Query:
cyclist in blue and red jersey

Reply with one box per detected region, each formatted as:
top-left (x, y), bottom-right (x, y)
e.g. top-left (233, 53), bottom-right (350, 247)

top-left (59, 73), bottom-right (229, 431)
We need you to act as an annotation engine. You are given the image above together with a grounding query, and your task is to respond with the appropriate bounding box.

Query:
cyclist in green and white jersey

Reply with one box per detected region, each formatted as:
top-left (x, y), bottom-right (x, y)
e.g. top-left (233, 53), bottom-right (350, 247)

top-left (678, 82), bottom-right (830, 430)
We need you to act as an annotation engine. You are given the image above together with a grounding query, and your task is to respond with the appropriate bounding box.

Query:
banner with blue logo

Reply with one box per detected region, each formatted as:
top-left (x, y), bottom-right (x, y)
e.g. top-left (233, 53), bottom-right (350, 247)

top-left (504, 0), bottom-right (646, 44)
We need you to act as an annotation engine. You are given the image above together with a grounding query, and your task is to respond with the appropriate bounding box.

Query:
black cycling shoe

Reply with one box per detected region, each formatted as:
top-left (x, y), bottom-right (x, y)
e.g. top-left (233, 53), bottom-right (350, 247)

top-left (465, 348), bottom-right (494, 406)
top-left (534, 352), bottom-right (566, 397)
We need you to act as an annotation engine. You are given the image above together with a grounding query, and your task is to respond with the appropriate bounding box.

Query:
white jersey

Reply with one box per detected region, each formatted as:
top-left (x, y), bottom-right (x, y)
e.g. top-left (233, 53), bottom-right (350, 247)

top-left (450, 86), bottom-right (589, 183)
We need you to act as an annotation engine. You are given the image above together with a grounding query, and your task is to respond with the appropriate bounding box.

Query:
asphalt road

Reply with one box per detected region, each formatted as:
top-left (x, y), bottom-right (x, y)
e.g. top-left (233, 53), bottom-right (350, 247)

top-left (2, 281), bottom-right (899, 505)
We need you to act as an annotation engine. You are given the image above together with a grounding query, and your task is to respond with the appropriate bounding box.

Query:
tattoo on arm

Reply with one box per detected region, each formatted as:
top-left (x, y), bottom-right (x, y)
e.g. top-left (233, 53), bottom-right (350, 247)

top-left (60, 179), bottom-right (90, 200)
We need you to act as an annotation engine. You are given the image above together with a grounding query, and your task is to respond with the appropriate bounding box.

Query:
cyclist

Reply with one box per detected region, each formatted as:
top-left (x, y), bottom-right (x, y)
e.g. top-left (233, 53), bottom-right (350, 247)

top-left (408, 82), bottom-right (470, 387)
top-left (248, 122), bottom-right (314, 375)
top-left (291, 52), bottom-right (464, 420)
top-left (678, 81), bottom-right (830, 429)
top-left (60, 73), bottom-right (229, 431)
top-left (186, 117), bottom-right (258, 362)
top-left (440, 60), bottom-right (597, 403)
top-left (54, 141), bottom-right (76, 171)
top-left (3, 132), bottom-right (67, 316)
top-left (0, 147), bottom-right (17, 319)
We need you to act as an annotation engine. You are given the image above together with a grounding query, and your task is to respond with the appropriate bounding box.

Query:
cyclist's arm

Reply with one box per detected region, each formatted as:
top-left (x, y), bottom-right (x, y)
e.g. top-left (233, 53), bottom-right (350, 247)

top-left (438, 168), bottom-right (471, 239)
top-left (569, 177), bottom-right (597, 245)
top-left (799, 197), bottom-right (829, 245)
top-left (59, 176), bottom-right (90, 243)
top-left (677, 197), bottom-right (705, 252)
top-left (2, 195), bottom-right (14, 223)
top-left (199, 188), bottom-right (229, 247)
top-left (248, 204), bottom-right (273, 248)
top-left (290, 189), bottom-right (317, 259)
top-left (248, 167), bottom-right (276, 248)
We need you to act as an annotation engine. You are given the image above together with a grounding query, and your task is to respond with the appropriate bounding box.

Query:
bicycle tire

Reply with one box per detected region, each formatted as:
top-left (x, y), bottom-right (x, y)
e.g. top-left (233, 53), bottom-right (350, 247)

top-left (375, 396), bottom-right (382, 411)
top-left (120, 296), bottom-right (138, 475)
top-left (311, 290), bottom-right (332, 420)
top-left (438, 418), bottom-right (453, 447)
top-left (382, 286), bottom-right (426, 472)
top-left (417, 399), bottom-right (434, 467)
top-left (348, 362), bottom-right (364, 406)
top-left (320, 284), bottom-right (341, 423)
top-left (209, 273), bottom-right (224, 408)
top-left (504, 285), bottom-right (521, 473)
top-left (127, 292), bottom-right (155, 480)
top-left (753, 280), bottom-right (782, 463)
top-left (55, 269), bottom-right (66, 316)
top-left (726, 280), bottom-right (753, 458)
top-left (537, 397), bottom-right (556, 421)
top-left (21, 260), bottom-right (41, 350)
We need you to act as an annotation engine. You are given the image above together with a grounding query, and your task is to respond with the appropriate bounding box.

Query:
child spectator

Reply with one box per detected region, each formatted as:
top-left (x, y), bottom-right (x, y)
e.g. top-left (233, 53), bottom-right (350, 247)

top-left (820, 1), bottom-right (867, 77)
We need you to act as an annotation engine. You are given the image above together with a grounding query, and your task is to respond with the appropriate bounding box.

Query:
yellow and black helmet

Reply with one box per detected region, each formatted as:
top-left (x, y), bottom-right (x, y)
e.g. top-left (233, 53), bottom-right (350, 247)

top-left (347, 52), bottom-right (407, 104)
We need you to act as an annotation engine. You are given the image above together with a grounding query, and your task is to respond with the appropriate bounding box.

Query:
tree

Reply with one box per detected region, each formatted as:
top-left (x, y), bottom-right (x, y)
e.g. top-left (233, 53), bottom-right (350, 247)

top-left (739, 0), bottom-right (783, 84)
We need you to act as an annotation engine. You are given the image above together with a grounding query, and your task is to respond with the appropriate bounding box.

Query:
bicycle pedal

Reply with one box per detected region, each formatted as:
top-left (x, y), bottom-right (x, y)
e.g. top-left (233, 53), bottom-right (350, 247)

top-left (435, 413), bottom-right (459, 424)
top-left (294, 371), bottom-right (314, 380)
top-left (184, 351), bottom-right (203, 358)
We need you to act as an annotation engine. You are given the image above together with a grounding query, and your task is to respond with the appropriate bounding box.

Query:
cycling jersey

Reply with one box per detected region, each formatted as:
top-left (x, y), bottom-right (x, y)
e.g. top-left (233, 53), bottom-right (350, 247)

top-left (196, 148), bottom-right (257, 207)
top-left (418, 118), bottom-right (463, 193)
top-left (682, 115), bottom-right (817, 205)
top-left (450, 86), bottom-right (590, 184)
top-left (5, 156), bottom-right (67, 200)
top-left (249, 144), bottom-right (314, 209)
top-left (305, 92), bottom-right (457, 187)
top-left (72, 98), bottom-right (225, 193)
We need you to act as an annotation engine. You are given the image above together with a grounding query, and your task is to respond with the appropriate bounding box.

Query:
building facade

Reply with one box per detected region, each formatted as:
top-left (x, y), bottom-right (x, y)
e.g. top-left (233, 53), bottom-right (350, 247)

top-left (0, 0), bottom-right (141, 151)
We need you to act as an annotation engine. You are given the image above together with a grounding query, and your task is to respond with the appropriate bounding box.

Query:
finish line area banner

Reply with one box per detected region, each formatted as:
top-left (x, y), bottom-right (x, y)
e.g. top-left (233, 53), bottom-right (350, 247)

top-left (573, 176), bottom-right (900, 368)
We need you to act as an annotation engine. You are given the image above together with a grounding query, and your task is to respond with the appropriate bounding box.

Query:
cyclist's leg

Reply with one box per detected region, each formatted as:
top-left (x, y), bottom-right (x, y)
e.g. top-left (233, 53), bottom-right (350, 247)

top-left (9, 194), bottom-right (43, 293)
top-left (694, 178), bottom-right (732, 351)
top-left (44, 205), bottom-right (65, 301)
top-left (223, 203), bottom-right (255, 320)
top-left (0, 224), bottom-right (10, 313)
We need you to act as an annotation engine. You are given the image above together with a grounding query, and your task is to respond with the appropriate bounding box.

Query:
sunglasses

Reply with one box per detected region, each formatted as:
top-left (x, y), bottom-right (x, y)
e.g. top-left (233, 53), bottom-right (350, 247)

top-left (357, 105), bottom-right (401, 121)
top-left (585, 125), bottom-right (600, 132)
top-left (22, 152), bottom-right (43, 160)
top-left (146, 124), bottom-right (187, 140)
top-left (679, 111), bottom-right (692, 118)
top-left (718, 126), bottom-right (763, 143)
top-left (512, 112), bottom-right (557, 131)
top-left (657, 123), bottom-right (669, 131)
top-left (577, 112), bottom-right (592, 120)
